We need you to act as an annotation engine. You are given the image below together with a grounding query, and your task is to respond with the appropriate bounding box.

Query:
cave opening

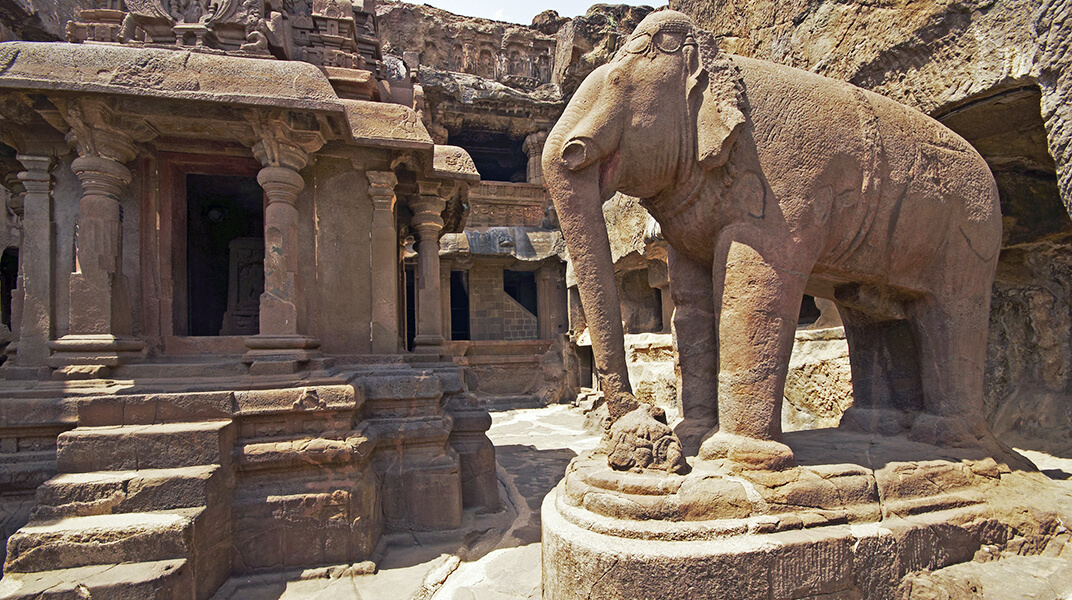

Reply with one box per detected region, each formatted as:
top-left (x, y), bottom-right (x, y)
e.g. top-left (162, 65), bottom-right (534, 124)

top-left (938, 86), bottom-right (1068, 245)
top-left (447, 129), bottom-right (527, 182)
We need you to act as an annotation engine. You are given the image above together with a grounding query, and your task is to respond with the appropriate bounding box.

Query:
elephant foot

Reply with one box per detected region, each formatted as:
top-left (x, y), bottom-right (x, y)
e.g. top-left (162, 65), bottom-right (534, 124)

top-left (697, 431), bottom-right (795, 471)
top-left (673, 418), bottom-right (717, 456)
top-left (909, 413), bottom-right (1037, 472)
top-left (604, 404), bottom-right (690, 474)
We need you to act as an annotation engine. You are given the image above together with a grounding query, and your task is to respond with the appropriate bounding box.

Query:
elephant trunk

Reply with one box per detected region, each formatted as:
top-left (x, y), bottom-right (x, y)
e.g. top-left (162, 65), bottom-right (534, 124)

top-left (544, 91), bottom-right (637, 422)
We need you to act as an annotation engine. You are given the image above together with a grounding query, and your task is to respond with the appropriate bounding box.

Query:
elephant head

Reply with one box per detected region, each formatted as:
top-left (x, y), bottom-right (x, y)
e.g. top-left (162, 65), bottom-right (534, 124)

top-left (542, 10), bottom-right (745, 423)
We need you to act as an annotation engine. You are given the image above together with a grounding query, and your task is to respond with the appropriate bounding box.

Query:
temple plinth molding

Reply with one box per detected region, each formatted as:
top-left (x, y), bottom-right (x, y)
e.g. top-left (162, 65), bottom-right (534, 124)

top-left (367, 170), bottom-right (400, 354)
top-left (410, 180), bottom-right (447, 353)
top-left (243, 112), bottom-right (325, 369)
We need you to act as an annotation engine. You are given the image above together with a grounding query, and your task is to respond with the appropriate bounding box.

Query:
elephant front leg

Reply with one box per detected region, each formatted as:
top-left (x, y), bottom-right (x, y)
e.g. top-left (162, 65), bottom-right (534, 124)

top-left (668, 246), bottom-right (718, 455)
top-left (698, 235), bottom-right (808, 470)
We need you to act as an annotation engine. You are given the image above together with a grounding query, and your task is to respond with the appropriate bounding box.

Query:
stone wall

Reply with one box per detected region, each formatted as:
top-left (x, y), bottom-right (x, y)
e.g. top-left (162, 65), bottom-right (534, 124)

top-left (468, 265), bottom-right (538, 341)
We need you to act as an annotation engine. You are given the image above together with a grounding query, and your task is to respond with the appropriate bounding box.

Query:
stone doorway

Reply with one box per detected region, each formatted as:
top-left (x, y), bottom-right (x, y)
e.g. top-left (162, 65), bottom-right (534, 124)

top-left (185, 174), bottom-right (264, 336)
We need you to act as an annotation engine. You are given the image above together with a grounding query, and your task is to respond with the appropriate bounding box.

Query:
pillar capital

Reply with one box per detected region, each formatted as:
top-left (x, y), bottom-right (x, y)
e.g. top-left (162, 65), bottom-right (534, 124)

top-left (247, 111), bottom-right (325, 172)
top-left (367, 171), bottom-right (398, 212)
top-left (71, 155), bottom-right (132, 202)
top-left (410, 181), bottom-right (446, 239)
top-left (257, 164), bottom-right (305, 205)
top-left (57, 97), bottom-right (154, 164)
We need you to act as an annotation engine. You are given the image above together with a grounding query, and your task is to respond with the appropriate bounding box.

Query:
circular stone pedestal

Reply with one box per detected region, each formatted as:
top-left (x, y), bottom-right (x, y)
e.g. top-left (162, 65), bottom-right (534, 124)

top-left (542, 429), bottom-right (1072, 600)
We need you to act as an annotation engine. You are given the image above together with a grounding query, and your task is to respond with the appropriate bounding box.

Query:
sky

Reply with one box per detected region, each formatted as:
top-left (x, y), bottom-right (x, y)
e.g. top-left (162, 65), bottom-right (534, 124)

top-left (413, 0), bottom-right (658, 26)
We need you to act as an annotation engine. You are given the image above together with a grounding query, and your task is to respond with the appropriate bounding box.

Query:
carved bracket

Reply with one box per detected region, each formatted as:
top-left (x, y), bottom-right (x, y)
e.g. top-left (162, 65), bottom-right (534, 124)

top-left (244, 111), bottom-right (326, 171)
top-left (54, 97), bottom-right (157, 164)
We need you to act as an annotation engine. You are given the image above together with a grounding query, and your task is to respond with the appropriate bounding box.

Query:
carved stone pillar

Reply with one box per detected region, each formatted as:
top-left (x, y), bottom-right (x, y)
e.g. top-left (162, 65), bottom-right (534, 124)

top-left (50, 156), bottom-right (145, 369)
top-left (368, 170), bottom-right (399, 354)
top-left (410, 180), bottom-right (446, 353)
top-left (241, 114), bottom-right (325, 371)
top-left (11, 154), bottom-right (54, 367)
top-left (523, 130), bottom-right (547, 185)
top-left (49, 98), bottom-right (153, 372)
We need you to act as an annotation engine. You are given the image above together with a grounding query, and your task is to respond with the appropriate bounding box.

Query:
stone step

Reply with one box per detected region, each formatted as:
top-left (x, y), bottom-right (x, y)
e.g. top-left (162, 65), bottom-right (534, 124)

top-left (77, 391), bottom-right (235, 427)
top-left (0, 559), bottom-right (190, 599)
top-left (111, 360), bottom-right (248, 380)
top-left (56, 420), bottom-right (234, 473)
top-left (33, 465), bottom-right (222, 519)
top-left (3, 509), bottom-right (202, 573)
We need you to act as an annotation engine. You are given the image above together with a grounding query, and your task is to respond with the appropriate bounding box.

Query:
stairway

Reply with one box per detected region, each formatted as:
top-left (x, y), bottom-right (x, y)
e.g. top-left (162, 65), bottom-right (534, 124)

top-left (0, 394), bottom-right (235, 600)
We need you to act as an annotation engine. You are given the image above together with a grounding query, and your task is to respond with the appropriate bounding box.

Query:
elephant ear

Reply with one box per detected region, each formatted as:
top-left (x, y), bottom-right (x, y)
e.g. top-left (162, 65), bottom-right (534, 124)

top-left (689, 32), bottom-right (746, 170)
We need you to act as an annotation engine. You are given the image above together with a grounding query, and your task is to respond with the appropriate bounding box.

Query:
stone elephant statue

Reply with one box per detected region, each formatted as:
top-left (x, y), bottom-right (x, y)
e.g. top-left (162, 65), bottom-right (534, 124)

top-left (544, 10), bottom-right (1023, 471)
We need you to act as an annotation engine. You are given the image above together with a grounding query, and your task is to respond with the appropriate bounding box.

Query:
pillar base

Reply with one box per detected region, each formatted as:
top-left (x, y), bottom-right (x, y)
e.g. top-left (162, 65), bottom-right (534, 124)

top-left (47, 334), bottom-right (146, 369)
top-left (412, 334), bottom-right (445, 354)
top-left (243, 335), bottom-right (322, 374)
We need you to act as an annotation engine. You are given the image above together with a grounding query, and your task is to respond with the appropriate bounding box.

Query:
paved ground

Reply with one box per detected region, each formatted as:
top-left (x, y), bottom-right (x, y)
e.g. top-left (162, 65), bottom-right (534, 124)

top-left (212, 404), bottom-right (1072, 600)
top-left (212, 405), bottom-right (599, 600)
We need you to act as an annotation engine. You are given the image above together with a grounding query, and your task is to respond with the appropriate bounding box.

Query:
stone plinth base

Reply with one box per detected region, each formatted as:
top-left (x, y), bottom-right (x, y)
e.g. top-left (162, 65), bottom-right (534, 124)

top-left (243, 335), bottom-right (322, 374)
top-left (542, 430), bottom-right (1072, 600)
top-left (47, 334), bottom-right (146, 371)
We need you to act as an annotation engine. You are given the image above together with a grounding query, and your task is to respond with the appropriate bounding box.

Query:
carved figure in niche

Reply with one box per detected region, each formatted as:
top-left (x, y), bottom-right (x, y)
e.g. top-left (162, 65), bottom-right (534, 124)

top-left (479, 48), bottom-right (494, 79)
top-left (543, 10), bottom-right (1025, 472)
top-left (450, 44), bottom-right (463, 72)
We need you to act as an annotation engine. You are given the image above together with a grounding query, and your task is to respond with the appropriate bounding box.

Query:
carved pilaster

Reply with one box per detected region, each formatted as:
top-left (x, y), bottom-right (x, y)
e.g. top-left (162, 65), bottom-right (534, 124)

top-left (11, 154), bottom-right (54, 367)
top-left (243, 112), bottom-right (325, 370)
top-left (410, 180), bottom-right (446, 353)
top-left (368, 170), bottom-right (400, 354)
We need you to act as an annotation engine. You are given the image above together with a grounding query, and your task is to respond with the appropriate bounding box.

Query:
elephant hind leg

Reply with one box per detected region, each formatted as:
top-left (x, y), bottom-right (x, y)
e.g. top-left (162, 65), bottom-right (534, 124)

top-left (906, 293), bottom-right (1035, 470)
top-left (837, 304), bottom-right (923, 435)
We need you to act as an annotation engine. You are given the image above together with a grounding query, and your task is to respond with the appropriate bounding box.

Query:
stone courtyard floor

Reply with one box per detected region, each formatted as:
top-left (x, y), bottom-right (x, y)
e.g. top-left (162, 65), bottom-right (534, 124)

top-left (211, 404), bottom-right (1072, 600)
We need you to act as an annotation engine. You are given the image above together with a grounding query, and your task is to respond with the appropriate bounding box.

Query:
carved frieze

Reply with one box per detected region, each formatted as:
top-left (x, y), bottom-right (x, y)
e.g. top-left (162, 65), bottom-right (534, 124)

top-left (65, 0), bottom-right (382, 76)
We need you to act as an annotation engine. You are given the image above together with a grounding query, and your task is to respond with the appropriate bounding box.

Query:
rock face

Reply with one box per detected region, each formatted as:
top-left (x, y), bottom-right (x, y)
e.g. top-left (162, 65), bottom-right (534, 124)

top-left (670, 0), bottom-right (1070, 226)
top-left (0, 0), bottom-right (90, 41)
top-left (987, 234), bottom-right (1072, 455)
top-left (782, 327), bottom-right (854, 432)
top-left (550, 4), bottom-right (655, 96)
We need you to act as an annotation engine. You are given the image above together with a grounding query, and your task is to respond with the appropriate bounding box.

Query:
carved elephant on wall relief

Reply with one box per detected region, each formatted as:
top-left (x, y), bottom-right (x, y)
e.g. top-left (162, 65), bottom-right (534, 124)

top-left (544, 10), bottom-right (1027, 472)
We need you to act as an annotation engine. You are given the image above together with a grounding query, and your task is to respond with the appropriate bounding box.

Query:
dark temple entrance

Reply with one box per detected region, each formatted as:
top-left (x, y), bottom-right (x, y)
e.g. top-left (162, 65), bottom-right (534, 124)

top-left (185, 174), bottom-right (264, 336)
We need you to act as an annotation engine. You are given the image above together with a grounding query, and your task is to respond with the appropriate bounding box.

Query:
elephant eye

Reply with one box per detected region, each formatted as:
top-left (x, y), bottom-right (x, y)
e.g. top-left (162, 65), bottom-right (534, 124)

top-left (653, 31), bottom-right (687, 53)
top-left (623, 33), bottom-right (651, 54)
